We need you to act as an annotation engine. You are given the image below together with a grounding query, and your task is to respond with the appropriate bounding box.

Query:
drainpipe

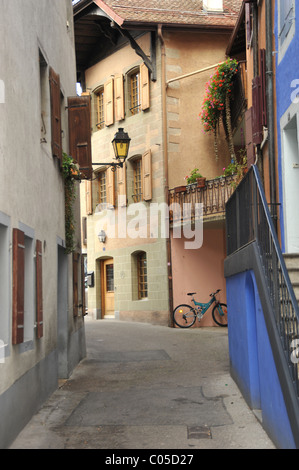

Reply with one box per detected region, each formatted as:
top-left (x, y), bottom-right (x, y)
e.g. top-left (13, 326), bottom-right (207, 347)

top-left (158, 24), bottom-right (174, 326)
top-left (265, 0), bottom-right (277, 228)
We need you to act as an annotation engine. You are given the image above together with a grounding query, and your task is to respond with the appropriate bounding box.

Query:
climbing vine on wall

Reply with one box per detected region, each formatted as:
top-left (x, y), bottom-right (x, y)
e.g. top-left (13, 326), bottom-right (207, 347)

top-left (62, 153), bottom-right (81, 254)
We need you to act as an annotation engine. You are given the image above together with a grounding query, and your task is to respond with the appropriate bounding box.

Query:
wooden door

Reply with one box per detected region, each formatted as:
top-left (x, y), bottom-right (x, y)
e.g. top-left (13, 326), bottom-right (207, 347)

top-left (102, 259), bottom-right (114, 318)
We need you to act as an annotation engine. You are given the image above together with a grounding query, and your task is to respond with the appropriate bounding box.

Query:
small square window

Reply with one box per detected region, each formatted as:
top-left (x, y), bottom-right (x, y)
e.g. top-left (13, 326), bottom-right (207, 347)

top-left (203, 0), bottom-right (223, 12)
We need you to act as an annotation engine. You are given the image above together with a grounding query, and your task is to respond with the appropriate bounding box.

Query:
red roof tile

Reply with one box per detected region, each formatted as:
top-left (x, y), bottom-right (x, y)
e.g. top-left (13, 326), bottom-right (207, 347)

top-left (95, 0), bottom-right (243, 28)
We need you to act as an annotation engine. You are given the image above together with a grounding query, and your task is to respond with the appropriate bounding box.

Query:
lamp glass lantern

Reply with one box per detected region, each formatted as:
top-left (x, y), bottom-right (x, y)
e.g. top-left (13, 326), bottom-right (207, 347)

top-left (98, 230), bottom-right (106, 243)
top-left (112, 128), bottom-right (131, 164)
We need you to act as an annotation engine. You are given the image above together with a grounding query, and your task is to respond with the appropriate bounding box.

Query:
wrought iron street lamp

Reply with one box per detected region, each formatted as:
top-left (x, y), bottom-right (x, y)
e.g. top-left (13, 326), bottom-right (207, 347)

top-left (92, 128), bottom-right (131, 171)
top-left (111, 128), bottom-right (131, 167)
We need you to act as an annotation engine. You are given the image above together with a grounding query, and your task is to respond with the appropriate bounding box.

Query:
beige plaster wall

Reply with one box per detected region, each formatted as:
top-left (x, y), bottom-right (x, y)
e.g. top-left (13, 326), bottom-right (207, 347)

top-left (83, 34), bottom-right (170, 324)
top-left (164, 30), bottom-right (233, 189)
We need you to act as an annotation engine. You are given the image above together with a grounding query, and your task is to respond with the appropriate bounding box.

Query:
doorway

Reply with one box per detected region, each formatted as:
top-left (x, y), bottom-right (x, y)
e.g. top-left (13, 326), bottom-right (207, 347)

top-left (282, 113), bottom-right (299, 253)
top-left (101, 258), bottom-right (115, 318)
top-left (57, 244), bottom-right (68, 377)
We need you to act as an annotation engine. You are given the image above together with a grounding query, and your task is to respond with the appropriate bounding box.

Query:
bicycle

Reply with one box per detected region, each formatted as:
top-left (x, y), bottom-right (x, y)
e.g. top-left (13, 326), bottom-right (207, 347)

top-left (173, 289), bottom-right (228, 328)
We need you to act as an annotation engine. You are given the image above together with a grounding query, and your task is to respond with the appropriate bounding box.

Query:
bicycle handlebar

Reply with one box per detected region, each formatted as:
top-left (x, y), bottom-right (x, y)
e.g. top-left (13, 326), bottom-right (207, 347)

top-left (210, 289), bottom-right (221, 297)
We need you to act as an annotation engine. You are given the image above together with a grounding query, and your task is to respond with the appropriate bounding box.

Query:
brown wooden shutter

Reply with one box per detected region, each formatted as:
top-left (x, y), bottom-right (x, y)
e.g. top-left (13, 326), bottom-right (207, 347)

top-left (245, 107), bottom-right (255, 167)
top-left (12, 229), bottom-right (25, 345)
top-left (114, 74), bottom-right (124, 121)
top-left (73, 252), bottom-right (79, 317)
top-left (140, 63), bottom-right (150, 111)
top-left (36, 239), bottom-right (43, 339)
top-left (85, 180), bottom-right (93, 215)
top-left (68, 95), bottom-right (92, 179)
top-left (117, 164), bottom-right (127, 206)
top-left (259, 49), bottom-right (267, 128)
top-left (104, 78), bottom-right (114, 126)
top-left (81, 256), bottom-right (86, 316)
top-left (49, 67), bottom-right (62, 161)
top-left (106, 167), bottom-right (115, 207)
top-left (252, 76), bottom-right (263, 145)
top-left (142, 150), bottom-right (152, 201)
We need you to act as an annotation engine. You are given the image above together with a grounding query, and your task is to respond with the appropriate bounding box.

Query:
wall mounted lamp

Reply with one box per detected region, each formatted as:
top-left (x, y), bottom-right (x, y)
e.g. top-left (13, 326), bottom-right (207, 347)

top-left (98, 230), bottom-right (106, 243)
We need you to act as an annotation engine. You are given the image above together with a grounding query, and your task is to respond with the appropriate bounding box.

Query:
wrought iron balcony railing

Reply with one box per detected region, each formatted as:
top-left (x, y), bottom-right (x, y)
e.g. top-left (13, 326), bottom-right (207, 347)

top-left (169, 174), bottom-right (238, 225)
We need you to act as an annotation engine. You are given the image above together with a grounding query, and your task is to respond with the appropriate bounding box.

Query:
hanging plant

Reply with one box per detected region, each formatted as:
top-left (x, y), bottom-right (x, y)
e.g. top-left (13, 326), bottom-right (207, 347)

top-left (200, 58), bottom-right (238, 161)
top-left (62, 153), bottom-right (81, 254)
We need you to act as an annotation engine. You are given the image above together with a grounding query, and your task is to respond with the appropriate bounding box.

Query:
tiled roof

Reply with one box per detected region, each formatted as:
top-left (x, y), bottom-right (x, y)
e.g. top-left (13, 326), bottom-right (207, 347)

top-left (95, 0), bottom-right (243, 28)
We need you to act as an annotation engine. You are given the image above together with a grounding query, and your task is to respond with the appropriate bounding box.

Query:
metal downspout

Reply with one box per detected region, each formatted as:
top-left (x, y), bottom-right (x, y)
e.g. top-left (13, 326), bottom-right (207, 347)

top-left (265, 0), bottom-right (277, 227)
top-left (158, 24), bottom-right (173, 326)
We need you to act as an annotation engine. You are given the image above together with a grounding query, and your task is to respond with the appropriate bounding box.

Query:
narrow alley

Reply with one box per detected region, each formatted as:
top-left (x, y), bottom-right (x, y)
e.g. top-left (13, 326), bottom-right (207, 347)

top-left (10, 318), bottom-right (275, 450)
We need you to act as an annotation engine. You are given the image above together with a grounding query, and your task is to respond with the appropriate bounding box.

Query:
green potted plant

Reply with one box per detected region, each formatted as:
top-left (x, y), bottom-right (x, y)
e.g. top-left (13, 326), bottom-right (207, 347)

top-left (221, 149), bottom-right (247, 188)
top-left (185, 168), bottom-right (206, 190)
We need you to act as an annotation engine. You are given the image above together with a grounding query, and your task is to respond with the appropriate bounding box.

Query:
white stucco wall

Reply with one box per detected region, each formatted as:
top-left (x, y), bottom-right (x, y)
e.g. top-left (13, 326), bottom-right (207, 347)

top-left (0, 0), bottom-right (84, 408)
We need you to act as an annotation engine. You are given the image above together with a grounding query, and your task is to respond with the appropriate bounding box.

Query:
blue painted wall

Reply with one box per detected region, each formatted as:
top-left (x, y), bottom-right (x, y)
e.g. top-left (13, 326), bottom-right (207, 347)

top-left (226, 270), bottom-right (296, 449)
top-left (274, 1), bottom-right (299, 252)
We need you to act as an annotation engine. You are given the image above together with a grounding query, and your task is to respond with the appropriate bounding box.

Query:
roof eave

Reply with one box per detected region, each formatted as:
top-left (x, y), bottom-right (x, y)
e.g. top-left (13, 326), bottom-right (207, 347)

top-left (226, 1), bottom-right (245, 56)
top-left (122, 21), bottom-right (236, 33)
top-left (92, 0), bottom-right (125, 26)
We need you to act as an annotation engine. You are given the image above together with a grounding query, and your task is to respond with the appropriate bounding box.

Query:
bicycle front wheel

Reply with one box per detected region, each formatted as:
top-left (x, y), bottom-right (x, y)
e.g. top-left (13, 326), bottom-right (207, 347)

top-left (212, 303), bottom-right (228, 327)
top-left (173, 304), bottom-right (196, 328)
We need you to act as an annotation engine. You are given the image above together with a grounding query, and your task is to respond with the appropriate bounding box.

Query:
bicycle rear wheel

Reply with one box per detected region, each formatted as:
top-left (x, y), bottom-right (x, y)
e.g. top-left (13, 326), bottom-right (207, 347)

top-left (173, 304), bottom-right (196, 328)
top-left (212, 303), bottom-right (228, 327)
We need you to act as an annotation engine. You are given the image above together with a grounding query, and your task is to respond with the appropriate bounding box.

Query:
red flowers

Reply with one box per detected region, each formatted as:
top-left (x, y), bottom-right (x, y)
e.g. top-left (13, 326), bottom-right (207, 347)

top-left (199, 58), bottom-right (238, 134)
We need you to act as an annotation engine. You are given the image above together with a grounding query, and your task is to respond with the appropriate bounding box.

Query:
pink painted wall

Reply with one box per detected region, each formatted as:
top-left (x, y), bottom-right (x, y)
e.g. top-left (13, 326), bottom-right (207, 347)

top-left (171, 226), bottom-right (227, 327)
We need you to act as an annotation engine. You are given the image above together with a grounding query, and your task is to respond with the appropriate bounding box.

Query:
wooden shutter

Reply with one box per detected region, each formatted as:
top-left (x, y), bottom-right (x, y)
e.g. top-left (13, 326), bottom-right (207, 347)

top-left (73, 252), bottom-right (79, 317)
top-left (142, 150), bottom-right (152, 201)
top-left (117, 164), bottom-right (127, 207)
top-left (106, 167), bottom-right (115, 207)
top-left (81, 256), bottom-right (86, 316)
top-left (245, 107), bottom-right (255, 167)
top-left (12, 229), bottom-right (25, 345)
top-left (114, 74), bottom-right (124, 121)
top-left (68, 95), bottom-right (92, 179)
top-left (49, 67), bottom-right (62, 161)
top-left (36, 240), bottom-right (43, 339)
top-left (140, 63), bottom-right (150, 111)
top-left (104, 78), bottom-right (114, 126)
top-left (85, 180), bottom-right (93, 215)
top-left (252, 76), bottom-right (263, 145)
top-left (259, 49), bottom-right (267, 128)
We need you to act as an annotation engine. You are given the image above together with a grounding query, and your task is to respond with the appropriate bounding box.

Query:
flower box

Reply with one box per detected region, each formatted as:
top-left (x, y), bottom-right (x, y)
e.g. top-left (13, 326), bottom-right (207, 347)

top-left (174, 185), bottom-right (186, 193)
top-left (197, 177), bottom-right (206, 188)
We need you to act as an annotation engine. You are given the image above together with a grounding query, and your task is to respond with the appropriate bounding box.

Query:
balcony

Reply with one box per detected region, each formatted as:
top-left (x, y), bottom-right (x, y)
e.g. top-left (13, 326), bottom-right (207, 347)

top-left (169, 174), bottom-right (238, 226)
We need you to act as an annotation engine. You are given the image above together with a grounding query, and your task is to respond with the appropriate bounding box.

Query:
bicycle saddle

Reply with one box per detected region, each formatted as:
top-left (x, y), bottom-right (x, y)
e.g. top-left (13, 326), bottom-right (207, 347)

top-left (187, 292), bottom-right (196, 296)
